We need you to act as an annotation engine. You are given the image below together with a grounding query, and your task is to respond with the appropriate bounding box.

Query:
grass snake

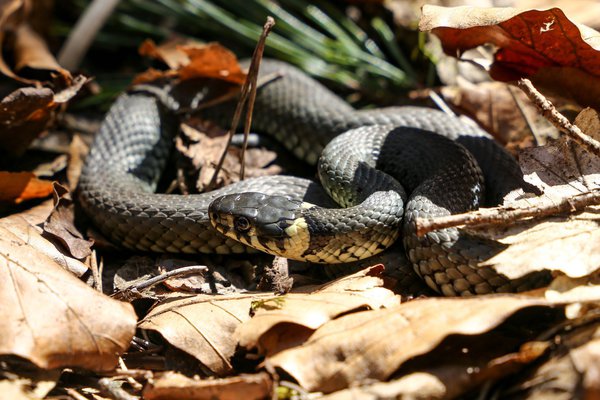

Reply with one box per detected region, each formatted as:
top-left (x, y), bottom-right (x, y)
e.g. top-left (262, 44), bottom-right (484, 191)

top-left (79, 60), bottom-right (546, 296)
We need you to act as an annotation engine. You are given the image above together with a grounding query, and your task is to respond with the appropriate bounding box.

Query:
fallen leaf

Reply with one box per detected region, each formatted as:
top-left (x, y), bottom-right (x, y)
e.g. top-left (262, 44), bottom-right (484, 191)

top-left (0, 218), bottom-right (136, 370)
top-left (420, 6), bottom-right (600, 109)
top-left (138, 292), bottom-right (270, 375)
top-left (13, 24), bottom-right (71, 83)
top-left (439, 81), bottom-right (559, 146)
top-left (0, 171), bottom-right (54, 203)
top-left (474, 134), bottom-right (600, 280)
top-left (237, 265), bottom-right (400, 357)
top-left (0, 369), bottom-right (59, 399)
top-left (0, 87), bottom-right (54, 157)
top-left (139, 38), bottom-right (194, 69)
top-left (176, 122), bottom-right (281, 192)
top-left (135, 40), bottom-right (247, 85)
top-left (0, 75), bottom-right (88, 157)
top-left (142, 371), bottom-right (272, 400)
top-left (43, 183), bottom-right (93, 260)
top-left (518, 0), bottom-right (600, 30)
top-left (1, 211), bottom-right (88, 277)
top-left (268, 296), bottom-right (560, 393)
top-left (500, 318), bottom-right (600, 398)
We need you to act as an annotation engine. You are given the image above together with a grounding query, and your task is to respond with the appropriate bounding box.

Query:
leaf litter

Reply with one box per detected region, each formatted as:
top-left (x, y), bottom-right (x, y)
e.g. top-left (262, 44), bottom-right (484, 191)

top-left (1, 2), bottom-right (600, 400)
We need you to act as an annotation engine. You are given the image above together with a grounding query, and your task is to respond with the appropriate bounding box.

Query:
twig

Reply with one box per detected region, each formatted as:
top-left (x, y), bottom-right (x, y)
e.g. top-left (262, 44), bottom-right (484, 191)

top-left (517, 78), bottom-right (600, 157)
top-left (89, 250), bottom-right (102, 292)
top-left (240, 17), bottom-right (276, 179)
top-left (507, 85), bottom-right (541, 146)
top-left (111, 265), bottom-right (208, 300)
top-left (207, 16), bottom-right (276, 188)
top-left (57, 0), bottom-right (121, 70)
top-left (415, 189), bottom-right (600, 237)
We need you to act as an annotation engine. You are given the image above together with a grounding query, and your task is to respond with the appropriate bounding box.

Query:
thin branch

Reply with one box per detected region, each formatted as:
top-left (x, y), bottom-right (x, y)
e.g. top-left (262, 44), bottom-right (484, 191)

top-left (415, 189), bottom-right (600, 237)
top-left (58, 0), bottom-right (121, 70)
top-left (112, 265), bottom-right (208, 300)
top-left (517, 78), bottom-right (600, 157)
top-left (240, 17), bottom-right (276, 179)
top-left (207, 16), bottom-right (276, 189)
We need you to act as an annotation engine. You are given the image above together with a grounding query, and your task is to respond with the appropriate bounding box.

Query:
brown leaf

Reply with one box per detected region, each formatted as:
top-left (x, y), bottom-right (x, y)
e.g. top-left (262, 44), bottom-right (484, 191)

top-left (43, 183), bottom-right (93, 260)
top-left (0, 87), bottom-right (54, 156)
top-left (268, 296), bottom-right (557, 393)
top-left (1, 211), bottom-right (88, 277)
top-left (237, 265), bottom-right (400, 357)
top-left (176, 122), bottom-right (280, 192)
top-left (135, 41), bottom-right (247, 86)
top-left (143, 372), bottom-right (272, 400)
top-left (0, 75), bottom-right (87, 157)
top-left (139, 38), bottom-right (192, 69)
top-left (179, 43), bottom-right (247, 84)
top-left (420, 6), bottom-right (600, 108)
top-left (138, 292), bottom-right (271, 375)
top-left (476, 134), bottom-right (600, 280)
top-left (0, 171), bottom-right (54, 203)
top-left (438, 81), bottom-right (558, 146)
top-left (13, 24), bottom-right (71, 83)
top-left (0, 217), bottom-right (136, 370)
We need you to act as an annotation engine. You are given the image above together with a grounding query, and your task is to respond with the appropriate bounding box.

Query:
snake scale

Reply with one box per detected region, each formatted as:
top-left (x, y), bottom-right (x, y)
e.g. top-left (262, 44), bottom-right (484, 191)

top-left (79, 59), bottom-right (546, 296)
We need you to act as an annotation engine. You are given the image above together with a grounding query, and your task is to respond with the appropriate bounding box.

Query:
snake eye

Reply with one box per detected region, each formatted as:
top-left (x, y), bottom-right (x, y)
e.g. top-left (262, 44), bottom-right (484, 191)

top-left (234, 216), bottom-right (251, 232)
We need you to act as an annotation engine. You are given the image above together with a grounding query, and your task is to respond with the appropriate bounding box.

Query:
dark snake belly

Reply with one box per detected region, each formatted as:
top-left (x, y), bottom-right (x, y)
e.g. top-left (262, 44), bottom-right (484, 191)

top-left (78, 59), bottom-right (546, 295)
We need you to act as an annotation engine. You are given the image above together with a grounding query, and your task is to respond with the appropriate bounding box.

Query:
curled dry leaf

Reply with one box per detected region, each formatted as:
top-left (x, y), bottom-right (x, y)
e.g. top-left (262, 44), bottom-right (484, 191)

top-left (268, 296), bottom-right (558, 393)
top-left (0, 171), bottom-right (54, 204)
top-left (0, 218), bottom-right (136, 370)
top-left (237, 265), bottom-right (400, 357)
top-left (43, 183), bottom-right (93, 260)
top-left (1, 209), bottom-right (88, 277)
top-left (420, 6), bottom-right (600, 108)
top-left (0, 0), bottom-right (71, 85)
top-left (143, 371), bottom-right (272, 400)
top-left (0, 75), bottom-right (88, 157)
top-left (474, 133), bottom-right (600, 280)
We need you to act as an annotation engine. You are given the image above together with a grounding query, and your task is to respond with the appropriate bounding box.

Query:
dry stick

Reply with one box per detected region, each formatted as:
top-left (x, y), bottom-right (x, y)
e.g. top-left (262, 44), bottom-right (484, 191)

top-left (416, 79), bottom-right (600, 237)
top-left (517, 78), bottom-right (600, 157)
top-left (416, 189), bottom-right (600, 237)
top-left (112, 265), bottom-right (208, 299)
top-left (240, 17), bottom-right (276, 179)
top-left (207, 16), bottom-right (276, 189)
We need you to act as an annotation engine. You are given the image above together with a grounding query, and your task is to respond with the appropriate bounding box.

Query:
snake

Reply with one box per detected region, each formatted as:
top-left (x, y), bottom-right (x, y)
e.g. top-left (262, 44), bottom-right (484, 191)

top-left (78, 59), bottom-right (547, 296)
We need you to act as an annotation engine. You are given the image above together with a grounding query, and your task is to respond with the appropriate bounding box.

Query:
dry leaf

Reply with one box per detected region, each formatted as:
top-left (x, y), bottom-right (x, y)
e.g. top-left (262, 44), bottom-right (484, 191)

top-left (420, 6), bottom-right (600, 109)
top-left (237, 265), bottom-right (400, 357)
top-left (268, 296), bottom-right (558, 393)
top-left (0, 87), bottom-right (54, 157)
top-left (139, 38), bottom-right (194, 69)
top-left (177, 122), bottom-right (280, 192)
top-left (0, 171), bottom-right (54, 203)
top-left (139, 293), bottom-right (271, 375)
top-left (439, 81), bottom-right (558, 146)
top-left (135, 41), bottom-right (247, 85)
top-left (0, 219), bottom-right (136, 370)
top-left (143, 372), bottom-right (272, 400)
top-left (43, 183), bottom-right (93, 260)
top-left (1, 211), bottom-right (88, 277)
top-left (473, 134), bottom-right (600, 280)
top-left (0, 75), bottom-right (88, 157)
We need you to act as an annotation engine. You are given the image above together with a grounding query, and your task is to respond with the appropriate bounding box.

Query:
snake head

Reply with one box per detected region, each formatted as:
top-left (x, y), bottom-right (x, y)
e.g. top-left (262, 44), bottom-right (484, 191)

top-left (209, 193), bottom-right (312, 259)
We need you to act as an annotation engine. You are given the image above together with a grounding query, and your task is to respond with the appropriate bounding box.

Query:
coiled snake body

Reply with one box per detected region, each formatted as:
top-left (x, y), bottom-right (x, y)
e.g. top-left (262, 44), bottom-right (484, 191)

top-left (79, 60), bottom-right (544, 296)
